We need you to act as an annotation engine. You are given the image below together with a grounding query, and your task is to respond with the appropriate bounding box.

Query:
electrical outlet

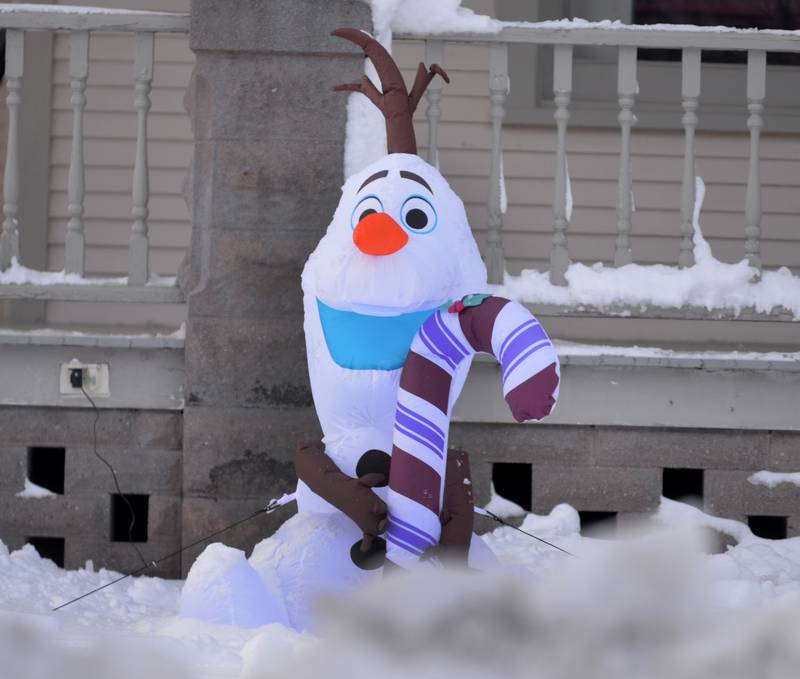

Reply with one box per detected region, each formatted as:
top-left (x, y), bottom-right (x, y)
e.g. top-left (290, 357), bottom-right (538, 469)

top-left (59, 360), bottom-right (110, 397)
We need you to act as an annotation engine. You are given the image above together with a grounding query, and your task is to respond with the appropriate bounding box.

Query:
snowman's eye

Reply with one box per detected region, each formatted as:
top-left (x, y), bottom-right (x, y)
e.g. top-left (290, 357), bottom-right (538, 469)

top-left (351, 195), bottom-right (384, 230)
top-left (400, 195), bottom-right (437, 234)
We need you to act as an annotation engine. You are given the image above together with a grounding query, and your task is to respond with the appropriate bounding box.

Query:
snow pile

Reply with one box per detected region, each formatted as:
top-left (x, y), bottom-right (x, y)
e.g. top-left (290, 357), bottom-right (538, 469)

top-left (16, 478), bottom-right (56, 499)
top-left (179, 543), bottom-right (288, 629)
top-left (371, 0), bottom-right (501, 37)
top-left (505, 17), bottom-right (800, 38)
top-left (748, 471), bottom-right (800, 489)
top-left (0, 613), bottom-right (193, 679)
top-left (0, 258), bottom-right (177, 287)
top-left (554, 340), bottom-right (800, 364)
top-left (255, 526), bottom-right (800, 679)
top-left (0, 3), bottom-right (183, 15)
top-left (497, 178), bottom-right (800, 318)
top-left (483, 484), bottom-right (527, 519)
top-left (2, 499), bottom-right (800, 678)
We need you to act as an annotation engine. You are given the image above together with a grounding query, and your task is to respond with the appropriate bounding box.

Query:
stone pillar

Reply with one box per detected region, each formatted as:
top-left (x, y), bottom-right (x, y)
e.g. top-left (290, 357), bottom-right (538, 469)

top-left (182, 0), bottom-right (371, 574)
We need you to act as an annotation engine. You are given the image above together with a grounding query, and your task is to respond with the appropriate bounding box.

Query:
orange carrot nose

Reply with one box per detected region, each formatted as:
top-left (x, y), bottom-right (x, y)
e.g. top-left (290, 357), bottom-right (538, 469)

top-left (353, 212), bottom-right (409, 256)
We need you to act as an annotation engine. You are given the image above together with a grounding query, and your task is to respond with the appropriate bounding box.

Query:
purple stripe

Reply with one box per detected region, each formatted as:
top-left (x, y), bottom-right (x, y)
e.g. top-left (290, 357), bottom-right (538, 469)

top-left (434, 312), bottom-right (470, 357)
top-left (418, 326), bottom-right (456, 370)
top-left (388, 523), bottom-right (435, 552)
top-left (394, 423), bottom-right (445, 459)
top-left (500, 324), bottom-right (548, 370)
top-left (397, 402), bottom-right (446, 439)
top-left (387, 533), bottom-right (423, 556)
top-left (421, 315), bottom-right (464, 366)
top-left (499, 319), bottom-right (537, 362)
top-left (395, 410), bottom-right (445, 452)
top-left (502, 340), bottom-right (551, 385)
top-left (388, 513), bottom-right (438, 546)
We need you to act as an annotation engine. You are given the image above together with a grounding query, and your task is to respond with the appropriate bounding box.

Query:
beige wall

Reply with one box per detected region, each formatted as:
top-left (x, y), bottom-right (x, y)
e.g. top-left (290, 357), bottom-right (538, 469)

top-left (44, 0), bottom-right (192, 328)
top-left (25, 0), bottom-right (800, 345)
top-left (398, 6), bottom-right (800, 278)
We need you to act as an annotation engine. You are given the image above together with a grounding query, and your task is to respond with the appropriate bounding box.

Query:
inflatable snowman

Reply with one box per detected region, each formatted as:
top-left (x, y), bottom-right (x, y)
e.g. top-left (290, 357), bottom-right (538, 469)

top-left (181, 27), bottom-right (560, 631)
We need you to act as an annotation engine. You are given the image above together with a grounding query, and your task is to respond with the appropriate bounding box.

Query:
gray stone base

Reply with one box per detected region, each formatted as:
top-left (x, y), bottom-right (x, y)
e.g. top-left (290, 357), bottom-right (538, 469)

top-left (2, 404), bottom-right (797, 579)
top-left (0, 406), bottom-right (183, 578)
top-left (452, 423), bottom-right (800, 538)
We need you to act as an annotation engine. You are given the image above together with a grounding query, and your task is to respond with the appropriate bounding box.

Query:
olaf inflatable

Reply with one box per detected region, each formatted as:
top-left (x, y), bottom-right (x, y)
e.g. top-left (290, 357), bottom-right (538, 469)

top-left (180, 28), bottom-right (560, 631)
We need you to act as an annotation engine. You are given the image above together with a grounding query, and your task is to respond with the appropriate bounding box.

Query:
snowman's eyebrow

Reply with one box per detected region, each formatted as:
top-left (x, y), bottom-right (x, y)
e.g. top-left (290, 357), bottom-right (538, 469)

top-left (400, 170), bottom-right (433, 194)
top-left (358, 170), bottom-right (389, 192)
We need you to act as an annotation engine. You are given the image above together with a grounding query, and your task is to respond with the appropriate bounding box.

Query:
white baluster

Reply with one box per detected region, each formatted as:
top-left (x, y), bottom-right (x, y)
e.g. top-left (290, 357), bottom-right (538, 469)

top-left (615, 46), bottom-right (637, 267)
top-left (487, 43), bottom-right (508, 285)
top-left (0, 30), bottom-right (24, 271)
top-left (129, 32), bottom-right (154, 286)
top-left (424, 40), bottom-right (444, 169)
top-left (679, 48), bottom-right (700, 268)
top-left (745, 50), bottom-right (765, 275)
top-left (65, 30), bottom-right (89, 275)
top-left (550, 45), bottom-right (572, 286)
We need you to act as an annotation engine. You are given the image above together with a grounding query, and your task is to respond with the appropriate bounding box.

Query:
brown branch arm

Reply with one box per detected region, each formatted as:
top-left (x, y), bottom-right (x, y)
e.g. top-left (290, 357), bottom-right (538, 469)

top-left (333, 74), bottom-right (384, 110)
top-left (408, 63), bottom-right (450, 113)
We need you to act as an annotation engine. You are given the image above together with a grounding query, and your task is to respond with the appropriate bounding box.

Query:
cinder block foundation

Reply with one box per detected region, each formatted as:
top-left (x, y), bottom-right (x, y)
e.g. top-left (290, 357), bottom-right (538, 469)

top-left (0, 406), bottom-right (183, 578)
top-left (452, 423), bottom-right (800, 538)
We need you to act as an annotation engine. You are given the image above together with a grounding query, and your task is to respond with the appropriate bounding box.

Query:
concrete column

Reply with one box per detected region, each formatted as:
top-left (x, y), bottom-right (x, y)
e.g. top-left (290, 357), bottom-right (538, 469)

top-left (182, 0), bottom-right (371, 573)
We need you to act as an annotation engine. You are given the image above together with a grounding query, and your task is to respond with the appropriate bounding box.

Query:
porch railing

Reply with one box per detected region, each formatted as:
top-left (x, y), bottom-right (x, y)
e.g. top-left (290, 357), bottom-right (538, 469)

top-left (398, 24), bottom-right (800, 320)
top-left (0, 6), bottom-right (189, 304)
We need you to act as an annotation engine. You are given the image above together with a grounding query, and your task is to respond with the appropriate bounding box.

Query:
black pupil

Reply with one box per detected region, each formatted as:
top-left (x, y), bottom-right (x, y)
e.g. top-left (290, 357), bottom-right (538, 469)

top-left (406, 208), bottom-right (428, 230)
top-left (359, 208), bottom-right (377, 222)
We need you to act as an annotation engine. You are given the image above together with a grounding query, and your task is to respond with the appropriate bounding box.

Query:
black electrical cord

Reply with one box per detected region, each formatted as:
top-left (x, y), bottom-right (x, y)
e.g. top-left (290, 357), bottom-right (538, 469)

top-left (52, 500), bottom-right (283, 612)
top-left (480, 508), bottom-right (577, 558)
top-left (79, 384), bottom-right (148, 571)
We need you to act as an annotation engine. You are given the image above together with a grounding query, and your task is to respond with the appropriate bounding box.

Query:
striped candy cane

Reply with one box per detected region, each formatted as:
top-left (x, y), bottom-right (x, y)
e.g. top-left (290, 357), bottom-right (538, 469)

top-left (386, 296), bottom-right (560, 568)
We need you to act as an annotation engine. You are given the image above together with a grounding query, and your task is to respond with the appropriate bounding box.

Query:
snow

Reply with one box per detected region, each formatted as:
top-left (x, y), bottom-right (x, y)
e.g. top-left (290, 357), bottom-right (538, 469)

top-left (345, 5), bottom-right (800, 319)
top-left (372, 0), bottom-right (502, 36)
top-left (483, 484), bottom-right (526, 519)
top-left (749, 471), bottom-right (800, 489)
top-left (0, 258), bottom-right (176, 287)
top-left (0, 322), bottom-right (186, 340)
top-left (345, 1), bottom-right (502, 176)
top-left (3, 498), bottom-right (800, 677)
top-left (553, 339), bottom-right (800, 365)
top-left (0, 3), bottom-right (182, 16)
top-left (496, 178), bottom-right (800, 318)
top-left (15, 478), bottom-right (56, 499)
top-left (504, 17), bottom-right (800, 38)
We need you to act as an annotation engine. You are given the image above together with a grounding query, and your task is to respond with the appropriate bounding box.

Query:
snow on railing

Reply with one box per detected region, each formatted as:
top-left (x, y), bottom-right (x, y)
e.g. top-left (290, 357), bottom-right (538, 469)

top-left (396, 19), bottom-right (800, 320)
top-left (0, 4), bottom-right (189, 304)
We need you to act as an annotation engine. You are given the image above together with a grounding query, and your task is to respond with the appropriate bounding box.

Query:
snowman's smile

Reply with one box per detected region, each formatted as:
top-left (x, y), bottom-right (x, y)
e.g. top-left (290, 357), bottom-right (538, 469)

top-left (317, 298), bottom-right (440, 371)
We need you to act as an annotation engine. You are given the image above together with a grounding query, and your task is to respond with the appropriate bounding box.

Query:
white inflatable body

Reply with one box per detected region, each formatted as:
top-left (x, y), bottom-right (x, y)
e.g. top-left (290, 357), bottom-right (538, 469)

top-left (181, 154), bottom-right (501, 631)
top-left (181, 512), bottom-right (497, 632)
top-left (299, 153), bottom-right (488, 512)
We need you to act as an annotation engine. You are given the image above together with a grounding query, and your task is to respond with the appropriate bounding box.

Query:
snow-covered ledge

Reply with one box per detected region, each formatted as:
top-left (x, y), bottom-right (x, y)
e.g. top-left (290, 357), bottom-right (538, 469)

top-left (455, 340), bottom-right (800, 431)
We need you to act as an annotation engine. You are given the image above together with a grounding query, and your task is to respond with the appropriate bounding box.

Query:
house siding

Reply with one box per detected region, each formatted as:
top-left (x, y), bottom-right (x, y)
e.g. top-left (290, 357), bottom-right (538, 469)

top-left (44, 0), bottom-right (192, 328)
top-left (32, 0), bottom-right (800, 344)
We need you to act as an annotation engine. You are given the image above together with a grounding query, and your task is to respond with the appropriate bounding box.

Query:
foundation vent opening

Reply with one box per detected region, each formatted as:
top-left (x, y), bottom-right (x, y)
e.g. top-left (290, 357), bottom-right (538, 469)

top-left (492, 462), bottom-right (532, 511)
top-left (27, 447), bottom-right (66, 495)
top-left (578, 510), bottom-right (618, 538)
top-left (747, 515), bottom-right (787, 540)
top-left (662, 468), bottom-right (704, 506)
top-left (27, 536), bottom-right (65, 568)
top-left (111, 494), bottom-right (149, 543)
